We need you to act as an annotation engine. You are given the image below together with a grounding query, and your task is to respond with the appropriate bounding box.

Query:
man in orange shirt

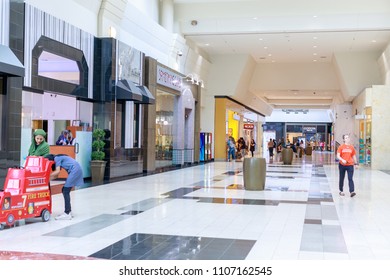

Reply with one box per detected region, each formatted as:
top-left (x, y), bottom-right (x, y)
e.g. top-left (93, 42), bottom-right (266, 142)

top-left (336, 134), bottom-right (358, 197)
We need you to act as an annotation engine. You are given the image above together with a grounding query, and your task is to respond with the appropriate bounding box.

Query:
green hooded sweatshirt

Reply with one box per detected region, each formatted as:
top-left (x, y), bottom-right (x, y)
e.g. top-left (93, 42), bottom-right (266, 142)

top-left (28, 129), bottom-right (50, 156)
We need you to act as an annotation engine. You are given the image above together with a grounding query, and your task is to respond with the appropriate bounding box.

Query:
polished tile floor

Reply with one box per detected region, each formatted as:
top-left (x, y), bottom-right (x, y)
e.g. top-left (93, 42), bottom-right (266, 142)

top-left (1, 151), bottom-right (390, 260)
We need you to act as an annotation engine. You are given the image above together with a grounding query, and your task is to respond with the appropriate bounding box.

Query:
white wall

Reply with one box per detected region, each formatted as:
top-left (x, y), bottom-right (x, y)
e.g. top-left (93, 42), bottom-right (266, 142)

top-left (25, 0), bottom-right (99, 35)
top-left (265, 109), bottom-right (332, 123)
top-left (371, 85), bottom-right (390, 169)
top-left (333, 104), bottom-right (354, 145)
top-left (251, 62), bottom-right (340, 91)
top-left (333, 52), bottom-right (382, 101)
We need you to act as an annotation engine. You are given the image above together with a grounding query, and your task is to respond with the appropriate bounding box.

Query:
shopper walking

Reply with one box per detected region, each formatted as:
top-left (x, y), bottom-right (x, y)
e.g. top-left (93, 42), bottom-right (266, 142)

top-left (227, 136), bottom-right (236, 161)
top-left (267, 138), bottom-right (274, 158)
top-left (336, 134), bottom-right (358, 197)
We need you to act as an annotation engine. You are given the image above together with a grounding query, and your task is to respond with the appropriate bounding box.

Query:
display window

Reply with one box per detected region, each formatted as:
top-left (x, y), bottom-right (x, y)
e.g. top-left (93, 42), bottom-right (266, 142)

top-left (155, 91), bottom-right (175, 165)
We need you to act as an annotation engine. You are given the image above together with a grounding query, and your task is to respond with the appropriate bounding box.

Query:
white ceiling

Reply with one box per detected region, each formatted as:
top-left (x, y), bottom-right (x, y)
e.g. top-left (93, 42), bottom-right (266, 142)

top-left (173, 0), bottom-right (390, 111)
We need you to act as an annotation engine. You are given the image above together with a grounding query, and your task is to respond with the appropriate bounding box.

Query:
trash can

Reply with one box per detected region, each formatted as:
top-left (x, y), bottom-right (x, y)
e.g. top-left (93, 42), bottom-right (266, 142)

top-left (305, 146), bottom-right (312, 155)
top-left (243, 157), bottom-right (266, 191)
top-left (282, 148), bottom-right (293, 164)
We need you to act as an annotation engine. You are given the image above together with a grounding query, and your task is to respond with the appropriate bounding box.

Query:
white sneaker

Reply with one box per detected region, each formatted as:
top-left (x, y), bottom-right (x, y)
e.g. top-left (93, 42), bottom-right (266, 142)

top-left (55, 212), bottom-right (72, 220)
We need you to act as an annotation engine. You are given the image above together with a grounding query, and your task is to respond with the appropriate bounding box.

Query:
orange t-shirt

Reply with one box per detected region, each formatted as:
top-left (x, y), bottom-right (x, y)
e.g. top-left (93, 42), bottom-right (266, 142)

top-left (337, 144), bottom-right (356, 166)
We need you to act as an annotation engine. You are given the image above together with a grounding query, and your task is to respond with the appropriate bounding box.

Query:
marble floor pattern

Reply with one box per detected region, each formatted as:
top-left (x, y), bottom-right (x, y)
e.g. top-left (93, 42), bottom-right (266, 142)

top-left (1, 151), bottom-right (390, 260)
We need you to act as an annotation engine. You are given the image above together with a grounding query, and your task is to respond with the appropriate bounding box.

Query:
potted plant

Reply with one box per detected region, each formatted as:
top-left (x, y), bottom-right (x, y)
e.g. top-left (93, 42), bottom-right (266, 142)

top-left (90, 128), bottom-right (106, 183)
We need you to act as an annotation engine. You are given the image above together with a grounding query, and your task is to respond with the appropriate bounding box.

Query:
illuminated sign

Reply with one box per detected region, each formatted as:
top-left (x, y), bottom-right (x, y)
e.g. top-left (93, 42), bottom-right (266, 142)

top-left (303, 126), bottom-right (316, 133)
top-left (243, 123), bottom-right (254, 130)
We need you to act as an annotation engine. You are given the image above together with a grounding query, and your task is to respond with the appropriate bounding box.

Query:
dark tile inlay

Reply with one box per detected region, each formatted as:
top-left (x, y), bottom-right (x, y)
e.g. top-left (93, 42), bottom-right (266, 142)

top-left (268, 165), bottom-right (302, 168)
top-left (223, 171), bottom-right (242, 175)
top-left (198, 197), bottom-right (280, 205)
top-left (265, 186), bottom-right (289, 191)
top-left (266, 176), bottom-right (295, 179)
top-left (118, 198), bottom-right (173, 212)
top-left (121, 210), bottom-right (143, 215)
top-left (89, 233), bottom-right (255, 260)
top-left (304, 219), bottom-right (322, 225)
top-left (44, 214), bottom-right (127, 237)
top-left (267, 170), bottom-right (300, 173)
top-left (161, 187), bottom-right (203, 198)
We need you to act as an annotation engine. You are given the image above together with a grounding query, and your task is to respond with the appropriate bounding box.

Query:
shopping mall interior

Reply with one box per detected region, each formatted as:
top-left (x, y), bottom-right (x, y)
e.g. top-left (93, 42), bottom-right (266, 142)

top-left (1, 2), bottom-right (390, 273)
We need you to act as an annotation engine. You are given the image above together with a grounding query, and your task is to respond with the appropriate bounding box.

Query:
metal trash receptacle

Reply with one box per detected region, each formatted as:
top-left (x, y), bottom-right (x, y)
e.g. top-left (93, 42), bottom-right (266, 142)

top-left (243, 157), bottom-right (266, 191)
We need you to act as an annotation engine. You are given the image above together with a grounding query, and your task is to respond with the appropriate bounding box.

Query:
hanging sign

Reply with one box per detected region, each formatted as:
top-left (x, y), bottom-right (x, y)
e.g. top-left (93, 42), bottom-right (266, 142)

top-left (244, 123), bottom-right (254, 130)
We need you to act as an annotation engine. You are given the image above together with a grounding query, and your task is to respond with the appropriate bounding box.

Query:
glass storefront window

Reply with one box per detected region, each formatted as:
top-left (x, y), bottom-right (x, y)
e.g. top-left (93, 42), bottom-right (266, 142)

top-left (155, 91), bottom-right (174, 165)
top-left (38, 51), bottom-right (80, 85)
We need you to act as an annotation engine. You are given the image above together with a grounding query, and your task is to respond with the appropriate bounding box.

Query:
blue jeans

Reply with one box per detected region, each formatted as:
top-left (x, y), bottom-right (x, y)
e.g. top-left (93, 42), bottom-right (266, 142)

top-left (62, 187), bottom-right (72, 214)
top-left (228, 148), bottom-right (235, 160)
top-left (338, 164), bottom-right (355, 193)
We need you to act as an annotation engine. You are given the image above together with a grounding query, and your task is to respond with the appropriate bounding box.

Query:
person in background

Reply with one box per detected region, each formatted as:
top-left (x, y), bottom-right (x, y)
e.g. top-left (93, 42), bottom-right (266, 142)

top-left (67, 131), bottom-right (75, 145)
top-left (336, 134), bottom-right (358, 197)
top-left (276, 138), bottom-right (285, 162)
top-left (267, 138), bottom-right (274, 159)
top-left (56, 130), bottom-right (70, 145)
top-left (238, 137), bottom-right (247, 159)
top-left (28, 129), bottom-right (50, 156)
top-left (45, 154), bottom-right (84, 220)
top-left (249, 139), bottom-right (256, 157)
top-left (227, 136), bottom-right (236, 161)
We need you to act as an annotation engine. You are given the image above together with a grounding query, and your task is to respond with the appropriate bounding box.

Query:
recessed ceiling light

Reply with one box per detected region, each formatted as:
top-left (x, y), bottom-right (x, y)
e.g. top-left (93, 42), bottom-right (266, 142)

top-left (313, 37), bottom-right (318, 40)
top-left (264, 46), bottom-right (268, 49)
top-left (371, 40), bottom-right (377, 43)
top-left (313, 46), bottom-right (317, 48)
top-left (313, 53), bottom-right (317, 56)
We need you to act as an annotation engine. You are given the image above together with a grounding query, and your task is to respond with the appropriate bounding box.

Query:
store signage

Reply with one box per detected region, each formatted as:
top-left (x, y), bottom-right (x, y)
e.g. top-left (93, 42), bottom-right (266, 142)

top-left (157, 65), bottom-right (182, 91)
top-left (355, 114), bottom-right (366, 120)
top-left (303, 126), bottom-right (316, 133)
top-left (244, 123), bottom-right (254, 130)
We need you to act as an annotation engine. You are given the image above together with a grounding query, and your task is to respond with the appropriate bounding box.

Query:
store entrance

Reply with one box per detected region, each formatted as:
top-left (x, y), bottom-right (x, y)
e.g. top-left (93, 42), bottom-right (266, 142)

top-left (21, 91), bottom-right (93, 177)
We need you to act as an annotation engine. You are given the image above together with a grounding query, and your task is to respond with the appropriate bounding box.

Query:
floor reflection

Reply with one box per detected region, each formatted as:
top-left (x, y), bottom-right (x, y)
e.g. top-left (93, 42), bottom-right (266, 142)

top-left (89, 233), bottom-right (255, 260)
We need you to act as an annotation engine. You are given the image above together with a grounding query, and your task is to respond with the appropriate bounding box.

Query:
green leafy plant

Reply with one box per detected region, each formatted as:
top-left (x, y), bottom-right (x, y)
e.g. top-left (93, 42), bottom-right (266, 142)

top-left (91, 128), bottom-right (106, 161)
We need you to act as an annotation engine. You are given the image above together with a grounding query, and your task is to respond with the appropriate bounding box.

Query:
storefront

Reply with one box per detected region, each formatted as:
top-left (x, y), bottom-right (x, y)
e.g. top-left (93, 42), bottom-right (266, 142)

top-left (19, 4), bottom-right (156, 180)
top-left (357, 107), bottom-right (372, 164)
top-left (21, 5), bottom-right (95, 178)
top-left (214, 96), bottom-right (264, 161)
top-left (263, 122), bottom-right (333, 151)
top-left (144, 63), bottom-right (200, 169)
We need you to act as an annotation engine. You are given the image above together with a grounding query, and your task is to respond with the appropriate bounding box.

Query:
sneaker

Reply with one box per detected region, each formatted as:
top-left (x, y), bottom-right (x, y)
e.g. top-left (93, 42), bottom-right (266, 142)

top-left (55, 212), bottom-right (72, 220)
top-left (351, 192), bottom-right (356, 197)
top-left (339, 192), bottom-right (345, 196)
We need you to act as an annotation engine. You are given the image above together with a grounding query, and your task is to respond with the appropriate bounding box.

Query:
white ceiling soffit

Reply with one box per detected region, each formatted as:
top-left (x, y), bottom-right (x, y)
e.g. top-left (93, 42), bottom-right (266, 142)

top-left (174, 0), bottom-right (390, 113)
